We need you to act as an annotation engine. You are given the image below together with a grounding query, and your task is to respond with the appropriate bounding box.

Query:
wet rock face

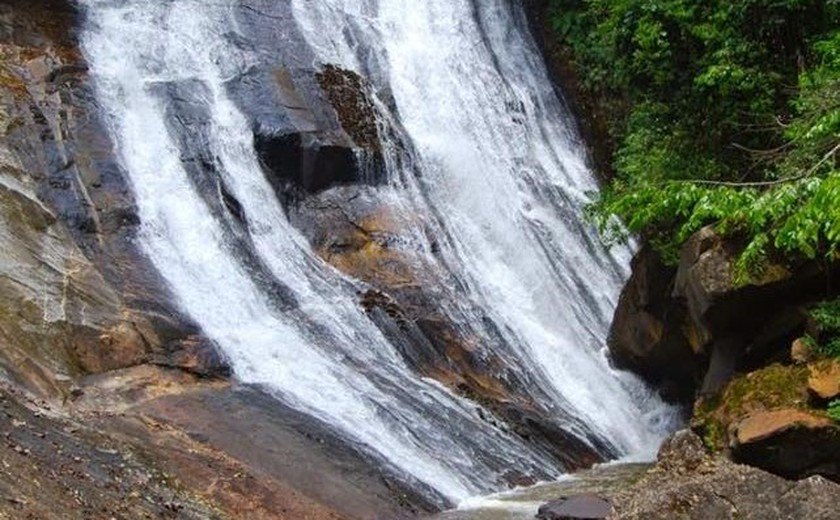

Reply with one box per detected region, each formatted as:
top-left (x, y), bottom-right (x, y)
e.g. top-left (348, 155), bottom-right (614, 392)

top-left (243, 61), bottom-right (386, 195)
top-left (289, 184), bottom-right (614, 472)
top-left (0, 0), bottom-right (226, 396)
top-left (611, 430), bottom-right (840, 519)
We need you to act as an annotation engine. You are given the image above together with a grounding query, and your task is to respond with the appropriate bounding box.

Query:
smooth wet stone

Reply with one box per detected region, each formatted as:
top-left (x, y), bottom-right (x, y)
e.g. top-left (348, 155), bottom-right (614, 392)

top-left (536, 494), bottom-right (611, 520)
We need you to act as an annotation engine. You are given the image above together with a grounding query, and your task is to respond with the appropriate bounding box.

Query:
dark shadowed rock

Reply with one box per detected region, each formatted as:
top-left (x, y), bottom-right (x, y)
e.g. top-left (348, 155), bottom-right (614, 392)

top-left (248, 63), bottom-right (386, 195)
top-left (608, 245), bottom-right (700, 402)
top-left (610, 225), bottom-right (840, 402)
top-left (733, 409), bottom-right (840, 482)
top-left (537, 494), bottom-right (611, 519)
top-left (673, 226), bottom-right (835, 393)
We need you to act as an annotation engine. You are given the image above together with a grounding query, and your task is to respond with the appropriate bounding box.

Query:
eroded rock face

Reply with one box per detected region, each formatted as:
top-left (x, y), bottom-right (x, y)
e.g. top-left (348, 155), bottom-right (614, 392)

top-left (0, 0), bottom-right (230, 399)
top-left (610, 430), bottom-right (840, 519)
top-left (289, 185), bottom-right (607, 471)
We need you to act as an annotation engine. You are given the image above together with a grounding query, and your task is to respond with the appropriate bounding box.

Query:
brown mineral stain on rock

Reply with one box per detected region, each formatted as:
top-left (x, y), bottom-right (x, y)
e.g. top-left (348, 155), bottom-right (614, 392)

top-left (316, 64), bottom-right (380, 152)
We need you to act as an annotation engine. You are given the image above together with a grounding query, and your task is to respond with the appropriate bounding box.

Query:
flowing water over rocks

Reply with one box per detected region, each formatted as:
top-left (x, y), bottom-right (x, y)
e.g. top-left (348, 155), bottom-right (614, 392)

top-left (76, 0), bottom-right (678, 506)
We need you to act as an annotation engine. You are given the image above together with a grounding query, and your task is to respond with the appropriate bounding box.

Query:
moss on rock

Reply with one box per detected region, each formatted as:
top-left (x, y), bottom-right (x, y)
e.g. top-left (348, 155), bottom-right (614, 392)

top-left (693, 363), bottom-right (811, 451)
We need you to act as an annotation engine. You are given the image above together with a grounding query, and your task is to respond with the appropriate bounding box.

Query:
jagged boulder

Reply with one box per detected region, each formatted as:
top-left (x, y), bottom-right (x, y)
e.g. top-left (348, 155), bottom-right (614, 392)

top-left (610, 430), bottom-right (840, 519)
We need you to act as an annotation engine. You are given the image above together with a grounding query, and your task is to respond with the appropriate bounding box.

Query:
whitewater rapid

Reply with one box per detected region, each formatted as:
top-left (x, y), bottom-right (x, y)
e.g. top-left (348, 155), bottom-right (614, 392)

top-left (80, 0), bottom-right (677, 505)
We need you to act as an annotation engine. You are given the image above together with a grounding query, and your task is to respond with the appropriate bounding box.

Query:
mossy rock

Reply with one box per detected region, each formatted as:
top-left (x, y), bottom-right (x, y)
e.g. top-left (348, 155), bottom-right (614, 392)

top-left (692, 363), bottom-right (812, 451)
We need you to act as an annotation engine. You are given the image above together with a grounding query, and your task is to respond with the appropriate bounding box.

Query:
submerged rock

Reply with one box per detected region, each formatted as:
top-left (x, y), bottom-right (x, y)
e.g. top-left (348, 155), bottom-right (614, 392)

top-left (537, 494), bottom-right (612, 519)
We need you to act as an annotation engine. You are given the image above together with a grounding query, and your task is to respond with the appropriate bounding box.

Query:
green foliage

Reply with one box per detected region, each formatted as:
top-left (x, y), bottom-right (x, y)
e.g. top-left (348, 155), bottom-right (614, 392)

top-left (829, 399), bottom-right (840, 422)
top-left (807, 298), bottom-right (840, 358)
top-left (550, 0), bottom-right (840, 271)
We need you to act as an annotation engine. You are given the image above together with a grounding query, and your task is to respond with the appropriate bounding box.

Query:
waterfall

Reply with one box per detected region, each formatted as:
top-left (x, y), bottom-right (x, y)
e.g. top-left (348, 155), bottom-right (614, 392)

top-left (80, 0), bottom-right (677, 506)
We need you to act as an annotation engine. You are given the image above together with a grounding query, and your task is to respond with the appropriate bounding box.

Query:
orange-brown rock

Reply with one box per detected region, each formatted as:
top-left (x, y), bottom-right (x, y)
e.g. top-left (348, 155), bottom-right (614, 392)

top-left (733, 408), bottom-right (840, 482)
top-left (808, 359), bottom-right (840, 400)
top-left (735, 409), bottom-right (832, 445)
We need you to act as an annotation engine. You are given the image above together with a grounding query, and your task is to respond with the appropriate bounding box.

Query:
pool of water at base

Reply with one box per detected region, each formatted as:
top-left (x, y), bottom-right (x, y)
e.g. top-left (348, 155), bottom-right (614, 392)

top-left (428, 462), bottom-right (651, 520)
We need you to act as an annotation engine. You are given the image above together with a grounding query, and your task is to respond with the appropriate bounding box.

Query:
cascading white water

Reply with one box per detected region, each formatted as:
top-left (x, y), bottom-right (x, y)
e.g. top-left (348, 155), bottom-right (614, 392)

top-left (290, 0), bottom-right (678, 450)
top-left (80, 0), bottom-right (677, 506)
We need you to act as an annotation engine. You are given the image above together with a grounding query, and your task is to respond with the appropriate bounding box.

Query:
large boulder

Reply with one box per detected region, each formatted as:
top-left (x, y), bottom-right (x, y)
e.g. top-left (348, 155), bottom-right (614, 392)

top-left (610, 226), bottom-right (837, 400)
top-left (608, 245), bottom-right (699, 402)
top-left (674, 226), bottom-right (840, 394)
top-left (734, 409), bottom-right (840, 482)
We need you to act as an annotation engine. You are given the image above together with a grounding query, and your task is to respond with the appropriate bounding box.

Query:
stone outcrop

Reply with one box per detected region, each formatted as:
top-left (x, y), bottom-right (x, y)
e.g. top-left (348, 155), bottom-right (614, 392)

top-left (609, 226), bottom-right (838, 400)
top-left (0, 368), bottom-right (434, 520)
top-left (609, 430), bottom-right (840, 519)
top-left (0, 3), bottom-right (435, 518)
top-left (0, 0), bottom-right (228, 399)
